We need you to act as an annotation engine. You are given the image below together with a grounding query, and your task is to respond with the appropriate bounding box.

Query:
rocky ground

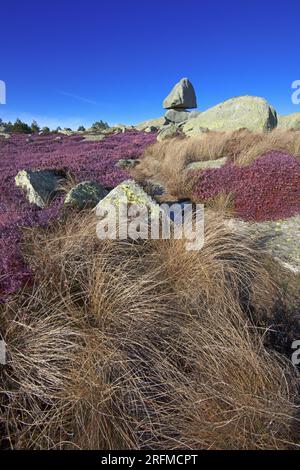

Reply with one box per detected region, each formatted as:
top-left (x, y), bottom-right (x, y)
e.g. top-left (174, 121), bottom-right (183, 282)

top-left (0, 131), bottom-right (155, 300)
top-left (227, 216), bottom-right (300, 273)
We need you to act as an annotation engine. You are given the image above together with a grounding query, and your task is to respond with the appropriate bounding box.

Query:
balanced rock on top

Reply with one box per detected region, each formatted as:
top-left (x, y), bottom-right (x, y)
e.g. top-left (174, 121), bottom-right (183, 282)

top-left (163, 78), bottom-right (197, 110)
top-left (152, 77), bottom-right (199, 139)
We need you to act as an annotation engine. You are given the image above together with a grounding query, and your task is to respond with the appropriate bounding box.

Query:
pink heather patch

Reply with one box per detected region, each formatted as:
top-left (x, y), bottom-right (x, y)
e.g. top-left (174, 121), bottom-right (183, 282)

top-left (192, 151), bottom-right (300, 222)
top-left (0, 131), bottom-right (156, 300)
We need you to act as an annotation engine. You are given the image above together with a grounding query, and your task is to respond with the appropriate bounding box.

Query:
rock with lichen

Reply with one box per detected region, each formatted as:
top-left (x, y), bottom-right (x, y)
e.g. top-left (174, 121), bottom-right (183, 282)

top-left (226, 215), bottom-right (300, 274)
top-left (15, 169), bottom-right (65, 208)
top-left (186, 157), bottom-right (227, 171)
top-left (182, 96), bottom-right (277, 135)
top-left (64, 181), bottom-right (108, 210)
top-left (95, 179), bottom-right (160, 217)
top-left (157, 124), bottom-right (180, 142)
top-left (82, 134), bottom-right (106, 142)
top-left (277, 112), bottom-right (300, 130)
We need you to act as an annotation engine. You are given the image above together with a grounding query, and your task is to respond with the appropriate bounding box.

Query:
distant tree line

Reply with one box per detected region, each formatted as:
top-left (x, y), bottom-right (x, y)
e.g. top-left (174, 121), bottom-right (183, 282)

top-left (90, 120), bottom-right (109, 131)
top-left (0, 118), bottom-right (109, 134)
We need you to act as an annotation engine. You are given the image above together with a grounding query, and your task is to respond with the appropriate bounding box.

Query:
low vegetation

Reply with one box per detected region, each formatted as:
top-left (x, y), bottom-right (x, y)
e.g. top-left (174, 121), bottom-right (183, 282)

top-left (193, 151), bottom-right (300, 221)
top-left (0, 131), bottom-right (155, 300)
top-left (133, 128), bottom-right (300, 218)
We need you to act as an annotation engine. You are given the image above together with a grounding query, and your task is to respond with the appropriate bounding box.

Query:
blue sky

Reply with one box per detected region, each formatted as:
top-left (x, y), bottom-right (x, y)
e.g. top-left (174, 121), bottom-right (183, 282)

top-left (1, 0), bottom-right (300, 128)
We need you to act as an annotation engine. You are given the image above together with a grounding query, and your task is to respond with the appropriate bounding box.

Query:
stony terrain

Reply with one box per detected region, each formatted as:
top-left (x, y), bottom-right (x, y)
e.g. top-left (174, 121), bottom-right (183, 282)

top-left (0, 131), bottom-right (155, 300)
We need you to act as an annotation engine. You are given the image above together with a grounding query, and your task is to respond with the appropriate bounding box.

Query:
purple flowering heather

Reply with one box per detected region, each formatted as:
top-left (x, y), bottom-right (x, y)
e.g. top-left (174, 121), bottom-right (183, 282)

top-left (192, 151), bottom-right (300, 222)
top-left (0, 131), bottom-right (156, 300)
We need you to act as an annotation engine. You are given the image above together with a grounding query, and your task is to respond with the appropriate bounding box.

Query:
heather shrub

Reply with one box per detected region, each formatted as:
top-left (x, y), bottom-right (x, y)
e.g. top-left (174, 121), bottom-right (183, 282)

top-left (192, 151), bottom-right (300, 221)
top-left (0, 131), bottom-right (155, 300)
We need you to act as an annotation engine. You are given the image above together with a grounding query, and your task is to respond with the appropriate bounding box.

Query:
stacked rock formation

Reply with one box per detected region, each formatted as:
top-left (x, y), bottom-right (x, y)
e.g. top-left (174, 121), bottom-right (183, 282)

top-left (143, 77), bottom-right (280, 141)
top-left (163, 78), bottom-right (197, 125)
top-left (157, 78), bottom-right (199, 140)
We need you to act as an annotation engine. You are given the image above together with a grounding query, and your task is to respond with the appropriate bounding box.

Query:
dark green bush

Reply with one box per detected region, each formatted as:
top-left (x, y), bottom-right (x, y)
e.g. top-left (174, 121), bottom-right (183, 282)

top-left (11, 118), bottom-right (31, 134)
top-left (91, 120), bottom-right (109, 131)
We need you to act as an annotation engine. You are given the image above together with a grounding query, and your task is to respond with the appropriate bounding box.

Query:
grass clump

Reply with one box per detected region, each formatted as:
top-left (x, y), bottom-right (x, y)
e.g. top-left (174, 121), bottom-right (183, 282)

top-left (0, 211), bottom-right (299, 450)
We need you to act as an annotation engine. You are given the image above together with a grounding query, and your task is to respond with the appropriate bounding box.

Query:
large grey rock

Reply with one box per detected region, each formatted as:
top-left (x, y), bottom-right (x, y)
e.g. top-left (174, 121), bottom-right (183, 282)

top-left (83, 134), bottom-right (106, 142)
top-left (95, 180), bottom-right (160, 218)
top-left (277, 112), bottom-right (300, 130)
top-left (182, 96), bottom-right (277, 135)
top-left (165, 109), bottom-right (191, 124)
top-left (157, 124), bottom-right (180, 142)
top-left (189, 110), bottom-right (201, 119)
top-left (95, 181), bottom-right (195, 242)
top-left (64, 181), bottom-right (108, 210)
top-left (92, 125), bottom-right (134, 135)
top-left (0, 132), bottom-right (10, 139)
top-left (163, 78), bottom-right (197, 110)
top-left (185, 157), bottom-right (227, 171)
top-left (58, 129), bottom-right (74, 136)
top-left (15, 169), bottom-right (65, 208)
top-left (226, 216), bottom-right (300, 274)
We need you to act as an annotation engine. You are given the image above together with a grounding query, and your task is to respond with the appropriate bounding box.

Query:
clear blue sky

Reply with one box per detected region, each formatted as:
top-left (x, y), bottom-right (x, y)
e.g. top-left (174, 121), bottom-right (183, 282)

top-left (1, 0), bottom-right (300, 129)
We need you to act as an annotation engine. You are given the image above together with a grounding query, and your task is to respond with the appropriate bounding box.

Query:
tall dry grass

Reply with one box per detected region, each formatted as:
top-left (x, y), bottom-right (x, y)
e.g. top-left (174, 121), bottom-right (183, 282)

top-left (132, 128), bottom-right (300, 205)
top-left (133, 133), bottom-right (229, 197)
top-left (227, 128), bottom-right (300, 166)
top-left (0, 210), bottom-right (299, 449)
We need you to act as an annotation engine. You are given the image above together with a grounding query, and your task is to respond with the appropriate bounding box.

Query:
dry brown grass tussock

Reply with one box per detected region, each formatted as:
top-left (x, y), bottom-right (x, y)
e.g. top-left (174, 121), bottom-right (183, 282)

top-left (133, 133), bottom-right (229, 196)
top-left (132, 128), bottom-right (300, 205)
top-left (229, 128), bottom-right (300, 166)
top-left (0, 210), bottom-right (299, 449)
